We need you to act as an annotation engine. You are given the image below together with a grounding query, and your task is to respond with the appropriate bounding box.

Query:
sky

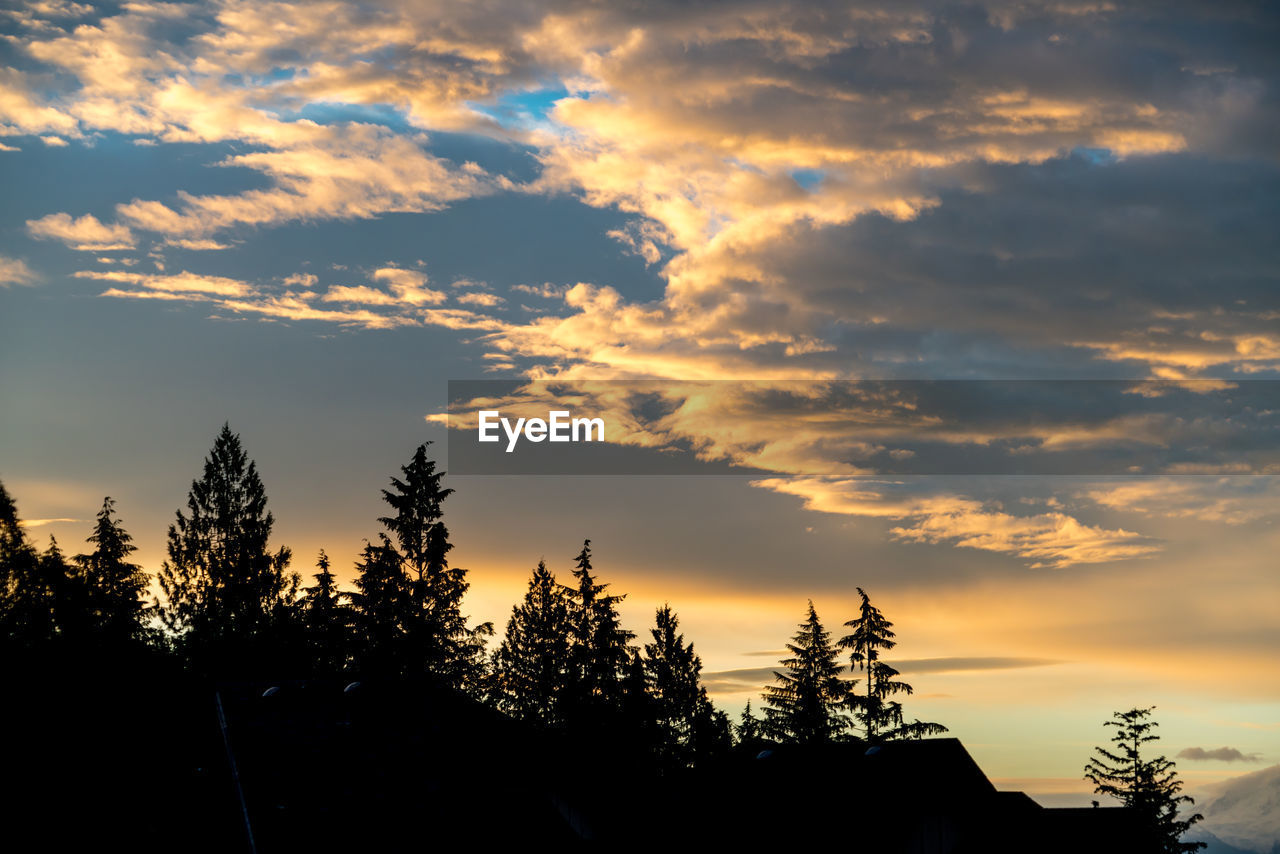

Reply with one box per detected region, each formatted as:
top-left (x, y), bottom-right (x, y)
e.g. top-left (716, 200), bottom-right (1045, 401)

top-left (1, 0), bottom-right (1278, 809)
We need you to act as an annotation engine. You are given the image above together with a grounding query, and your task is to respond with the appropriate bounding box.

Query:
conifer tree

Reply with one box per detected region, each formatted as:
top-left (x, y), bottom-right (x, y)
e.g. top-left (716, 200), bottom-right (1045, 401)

top-left (0, 482), bottom-right (69, 649)
top-left (690, 692), bottom-right (733, 762)
top-left (300, 549), bottom-right (351, 674)
top-left (1085, 707), bottom-right (1205, 853)
top-left (563, 540), bottom-right (634, 717)
top-left (644, 605), bottom-right (705, 765)
top-left (350, 536), bottom-right (408, 675)
top-left (637, 605), bottom-right (730, 767)
top-left (40, 535), bottom-right (80, 638)
top-left (353, 443), bottom-right (490, 690)
top-left (156, 424), bottom-right (297, 673)
top-left (839, 587), bottom-right (946, 742)
top-left (619, 648), bottom-right (664, 762)
top-left (762, 601), bottom-right (847, 743)
top-left (74, 497), bottom-right (150, 643)
top-left (491, 560), bottom-right (572, 724)
top-left (737, 699), bottom-right (763, 745)
top-left (0, 479), bottom-right (44, 647)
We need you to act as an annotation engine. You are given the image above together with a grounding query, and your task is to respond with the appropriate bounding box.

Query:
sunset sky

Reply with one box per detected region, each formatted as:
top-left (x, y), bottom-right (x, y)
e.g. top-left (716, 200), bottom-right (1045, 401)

top-left (2, 0), bottom-right (1278, 808)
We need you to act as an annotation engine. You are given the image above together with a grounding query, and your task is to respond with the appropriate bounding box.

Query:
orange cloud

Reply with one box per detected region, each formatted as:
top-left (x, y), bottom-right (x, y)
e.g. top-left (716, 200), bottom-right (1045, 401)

top-left (0, 255), bottom-right (38, 287)
top-left (27, 213), bottom-right (134, 251)
top-left (754, 477), bottom-right (1158, 568)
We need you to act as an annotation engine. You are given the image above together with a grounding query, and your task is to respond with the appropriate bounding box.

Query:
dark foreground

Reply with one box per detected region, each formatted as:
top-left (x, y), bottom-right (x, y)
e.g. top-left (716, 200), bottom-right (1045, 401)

top-left (5, 660), bottom-right (1142, 852)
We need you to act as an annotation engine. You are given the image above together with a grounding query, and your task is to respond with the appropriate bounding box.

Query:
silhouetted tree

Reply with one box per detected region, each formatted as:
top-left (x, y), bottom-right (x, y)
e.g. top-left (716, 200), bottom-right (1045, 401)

top-left (563, 540), bottom-right (634, 720)
top-left (690, 693), bottom-right (733, 763)
top-left (737, 699), bottom-right (763, 745)
top-left (619, 648), bottom-right (664, 763)
top-left (156, 424), bottom-right (298, 674)
top-left (1085, 707), bottom-right (1205, 853)
top-left (42, 535), bottom-right (84, 637)
top-left (350, 536), bottom-right (408, 675)
top-left (491, 560), bottom-right (572, 724)
top-left (763, 601), bottom-right (847, 743)
top-left (300, 549), bottom-right (351, 674)
top-left (74, 497), bottom-right (150, 643)
top-left (644, 605), bottom-right (715, 766)
top-left (0, 480), bottom-right (57, 648)
top-left (839, 587), bottom-right (946, 742)
top-left (353, 443), bottom-right (490, 690)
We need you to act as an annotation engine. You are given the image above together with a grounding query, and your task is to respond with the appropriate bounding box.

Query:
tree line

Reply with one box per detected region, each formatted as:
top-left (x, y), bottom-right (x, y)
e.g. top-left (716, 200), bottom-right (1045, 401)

top-left (0, 425), bottom-right (942, 758)
top-left (0, 423), bottom-right (1211, 850)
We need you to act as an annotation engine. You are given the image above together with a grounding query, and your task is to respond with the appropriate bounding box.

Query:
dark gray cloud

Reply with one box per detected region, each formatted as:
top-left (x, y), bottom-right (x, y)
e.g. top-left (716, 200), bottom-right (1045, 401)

top-left (1178, 746), bottom-right (1262, 762)
top-left (893, 656), bottom-right (1063, 673)
top-left (689, 154), bottom-right (1280, 380)
top-left (447, 379), bottom-right (1280, 478)
top-left (700, 667), bottom-right (782, 693)
top-left (702, 656), bottom-right (1061, 692)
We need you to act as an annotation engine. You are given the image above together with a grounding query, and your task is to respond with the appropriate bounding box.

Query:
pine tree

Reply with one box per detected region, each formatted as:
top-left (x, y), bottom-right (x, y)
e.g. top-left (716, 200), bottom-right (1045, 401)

top-left (300, 549), bottom-right (351, 674)
top-left (156, 424), bottom-right (298, 673)
top-left (353, 443), bottom-right (491, 690)
top-left (41, 535), bottom-right (81, 639)
top-left (0, 482), bottom-right (76, 649)
top-left (689, 692), bottom-right (733, 763)
top-left (350, 536), bottom-right (408, 675)
top-left (737, 699), bottom-right (763, 745)
top-left (839, 587), bottom-right (946, 742)
top-left (563, 539), bottom-right (634, 718)
top-left (762, 601), bottom-right (847, 743)
top-left (491, 560), bottom-right (572, 724)
top-left (0, 479), bottom-right (45, 647)
top-left (619, 648), bottom-right (664, 763)
top-left (74, 497), bottom-right (150, 643)
top-left (1085, 707), bottom-right (1206, 853)
top-left (643, 605), bottom-right (705, 765)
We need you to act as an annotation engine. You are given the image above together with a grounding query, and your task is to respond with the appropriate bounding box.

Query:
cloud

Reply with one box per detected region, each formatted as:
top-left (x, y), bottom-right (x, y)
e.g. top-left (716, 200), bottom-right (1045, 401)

top-left (27, 213), bottom-right (135, 250)
top-left (456, 292), bottom-right (505, 307)
top-left (7, 0), bottom-right (1277, 383)
top-left (485, 155), bottom-right (1280, 383)
top-left (320, 285), bottom-right (403, 306)
top-left (17, 517), bottom-right (80, 528)
top-left (1178, 747), bottom-right (1261, 763)
top-left (1195, 764), bottom-right (1280, 853)
top-left (8, 0), bottom-right (1280, 569)
top-left (86, 265), bottom-right (508, 332)
top-left (887, 504), bottom-right (1161, 569)
top-left (214, 294), bottom-right (424, 329)
top-left (0, 67), bottom-right (79, 138)
top-left (441, 375), bottom-right (1279, 564)
top-left (1086, 478), bottom-right (1280, 526)
top-left (164, 238), bottom-right (232, 250)
top-left (755, 477), bottom-right (1159, 568)
top-left (114, 130), bottom-right (497, 238)
top-left (892, 656), bottom-right (1062, 674)
top-left (9, 4), bottom-right (510, 241)
top-left (0, 256), bottom-right (39, 287)
top-left (702, 656), bottom-right (1061, 693)
top-left (509, 283), bottom-right (566, 298)
top-left (74, 269), bottom-right (254, 297)
top-left (700, 666), bottom-right (787, 694)
top-left (319, 268), bottom-right (447, 308)
top-left (370, 267), bottom-right (447, 305)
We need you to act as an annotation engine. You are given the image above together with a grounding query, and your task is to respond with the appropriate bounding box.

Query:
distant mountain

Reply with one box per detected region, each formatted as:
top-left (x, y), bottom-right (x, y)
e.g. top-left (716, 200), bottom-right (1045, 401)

top-left (1190, 830), bottom-right (1268, 854)
top-left (1192, 764), bottom-right (1280, 854)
